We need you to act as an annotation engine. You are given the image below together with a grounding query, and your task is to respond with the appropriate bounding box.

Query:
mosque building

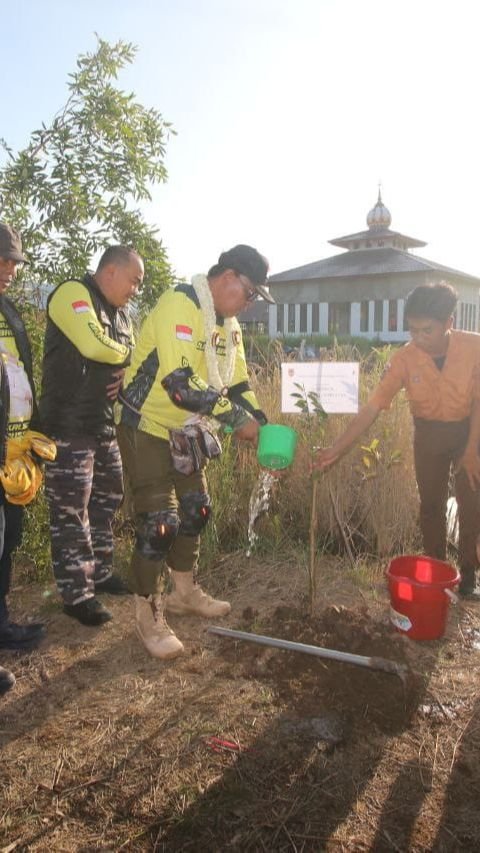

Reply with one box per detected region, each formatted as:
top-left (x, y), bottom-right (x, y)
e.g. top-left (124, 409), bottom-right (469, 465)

top-left (263, 191), bottom-right (480, 341)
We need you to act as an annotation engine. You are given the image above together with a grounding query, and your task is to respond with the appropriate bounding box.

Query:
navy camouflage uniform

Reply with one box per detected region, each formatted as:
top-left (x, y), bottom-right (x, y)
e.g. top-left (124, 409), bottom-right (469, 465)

top-left (40, 275), bottom-right (132, 605)
top-left (44, 436), bottom-right (124, 604)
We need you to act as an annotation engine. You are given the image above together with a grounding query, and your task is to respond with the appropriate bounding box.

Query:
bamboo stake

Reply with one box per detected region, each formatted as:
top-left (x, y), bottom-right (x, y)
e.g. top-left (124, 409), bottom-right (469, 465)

top-left (309, 477), bottom-right (319, 616)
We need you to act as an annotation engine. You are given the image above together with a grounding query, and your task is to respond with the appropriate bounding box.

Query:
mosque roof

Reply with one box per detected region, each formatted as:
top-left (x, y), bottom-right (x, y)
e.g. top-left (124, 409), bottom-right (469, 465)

top-left (269, 247), bottom-right (480, 284)
top-left (270, 189), bottom-right (480, 286)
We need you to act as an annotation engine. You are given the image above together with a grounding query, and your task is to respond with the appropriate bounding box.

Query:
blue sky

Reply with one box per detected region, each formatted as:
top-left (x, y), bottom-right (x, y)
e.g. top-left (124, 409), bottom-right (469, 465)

top-left (4, 0), bottom-right (480, 281)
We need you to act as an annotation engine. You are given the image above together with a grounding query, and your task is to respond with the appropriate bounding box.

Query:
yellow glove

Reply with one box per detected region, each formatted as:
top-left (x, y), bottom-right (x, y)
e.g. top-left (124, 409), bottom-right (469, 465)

top-left (6, 458), bottom-right (43, 505)
top-left (0, 444), bottom-right (44, 505)
top-left (0, 432), bottom-right (55, 505)
top-left (26, 430), bottom-right (57, 462)
top-left (2, 436), bottom-right (30, 461)
top-left (0, 456), bottom-right (31, 495)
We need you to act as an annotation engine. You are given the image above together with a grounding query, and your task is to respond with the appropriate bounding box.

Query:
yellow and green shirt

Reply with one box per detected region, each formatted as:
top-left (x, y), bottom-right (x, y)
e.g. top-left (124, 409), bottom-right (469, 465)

top-left (47, 281), bottom-right (131, 365)
top-left (117, 283), bottom-right (264, 440)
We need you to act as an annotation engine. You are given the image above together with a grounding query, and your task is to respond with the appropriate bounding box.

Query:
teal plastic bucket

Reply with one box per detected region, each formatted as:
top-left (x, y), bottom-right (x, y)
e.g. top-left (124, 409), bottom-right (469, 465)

top-left (257, 424), bottom-right (298, 470)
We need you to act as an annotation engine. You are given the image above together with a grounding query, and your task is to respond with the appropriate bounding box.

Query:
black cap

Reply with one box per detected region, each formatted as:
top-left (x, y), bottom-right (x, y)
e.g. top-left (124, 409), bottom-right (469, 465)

top-left (0, 222), bottom-right (28, 264)
top-left (218, 244), bottom-right (275, 304)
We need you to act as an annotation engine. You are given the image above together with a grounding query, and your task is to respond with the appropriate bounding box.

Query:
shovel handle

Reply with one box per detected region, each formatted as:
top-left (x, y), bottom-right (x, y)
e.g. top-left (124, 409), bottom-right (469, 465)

top-left (208, 626), bottom-right (408, 680)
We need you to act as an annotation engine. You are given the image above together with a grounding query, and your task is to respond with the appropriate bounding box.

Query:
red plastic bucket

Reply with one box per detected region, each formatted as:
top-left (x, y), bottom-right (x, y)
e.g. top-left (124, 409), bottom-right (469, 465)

top-left (386, 555), bottom-right (460, 641)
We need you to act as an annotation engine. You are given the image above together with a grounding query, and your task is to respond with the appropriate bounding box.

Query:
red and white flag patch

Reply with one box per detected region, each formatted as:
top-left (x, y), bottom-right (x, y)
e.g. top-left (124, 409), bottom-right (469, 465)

top-left (72, 300), bottom-right (90, 314)
top-left (176, 324), bottom-right (193, 341)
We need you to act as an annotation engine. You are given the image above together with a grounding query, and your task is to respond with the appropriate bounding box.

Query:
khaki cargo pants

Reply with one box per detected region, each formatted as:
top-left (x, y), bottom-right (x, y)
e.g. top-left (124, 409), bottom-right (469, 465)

top-left (117, 424), bottom-right (210, 596)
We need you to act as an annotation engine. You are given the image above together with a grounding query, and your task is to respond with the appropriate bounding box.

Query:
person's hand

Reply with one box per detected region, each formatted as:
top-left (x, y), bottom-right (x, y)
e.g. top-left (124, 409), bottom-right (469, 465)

top-left (106, 369), bottom-right (126, 401)
top-left (234, 418), bottom-right (260, 446)
top-left (311, 446), bottom-right (341, 472)
top-left (456, 448), bottom-right (480, 491)
top-left (262, 466), bottom-right (286, 479)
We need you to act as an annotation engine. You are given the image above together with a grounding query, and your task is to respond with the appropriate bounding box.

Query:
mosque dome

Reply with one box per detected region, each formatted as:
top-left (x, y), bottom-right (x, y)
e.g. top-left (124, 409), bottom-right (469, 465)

top-left (367, 189), bottom-right (392, 230)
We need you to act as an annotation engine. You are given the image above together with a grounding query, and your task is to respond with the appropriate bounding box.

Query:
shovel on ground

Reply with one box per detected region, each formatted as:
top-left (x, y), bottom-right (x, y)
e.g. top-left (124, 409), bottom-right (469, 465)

top-left (208, 626), bottom-right (409, 683)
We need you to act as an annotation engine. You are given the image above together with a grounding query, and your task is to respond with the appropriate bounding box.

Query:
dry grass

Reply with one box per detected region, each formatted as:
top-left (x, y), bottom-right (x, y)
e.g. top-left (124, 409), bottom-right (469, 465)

top-left (3, 343), bottom-right (477, 850)
top-left (1, 552), bottom-right (480, 852)
top-left (206, 347), bottom-right (421, 561)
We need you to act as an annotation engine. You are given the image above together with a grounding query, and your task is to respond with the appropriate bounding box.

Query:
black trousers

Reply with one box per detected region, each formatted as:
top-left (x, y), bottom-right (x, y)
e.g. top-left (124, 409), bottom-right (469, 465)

top-left (0, 486), bottom-right (24, 619)
top-left (413, 418), bottom-right (478, 590)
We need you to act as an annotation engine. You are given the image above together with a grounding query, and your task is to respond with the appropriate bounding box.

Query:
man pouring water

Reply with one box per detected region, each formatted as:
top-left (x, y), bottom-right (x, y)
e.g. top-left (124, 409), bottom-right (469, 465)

top-left (117, 245), bottom-right (275, 659)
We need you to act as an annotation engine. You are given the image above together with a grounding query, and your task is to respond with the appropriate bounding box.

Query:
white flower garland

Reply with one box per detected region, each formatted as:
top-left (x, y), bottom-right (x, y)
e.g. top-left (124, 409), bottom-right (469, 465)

top-left (192, 274), bottom-right (236, 390)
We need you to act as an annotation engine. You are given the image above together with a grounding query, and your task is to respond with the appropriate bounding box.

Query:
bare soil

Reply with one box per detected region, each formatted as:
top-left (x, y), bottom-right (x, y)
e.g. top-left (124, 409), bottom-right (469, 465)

top-left (1, 553), bottom-right (480, 852)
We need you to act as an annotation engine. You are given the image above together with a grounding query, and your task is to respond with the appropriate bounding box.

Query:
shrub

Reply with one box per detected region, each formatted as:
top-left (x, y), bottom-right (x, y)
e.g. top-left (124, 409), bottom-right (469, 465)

top-left (204, 343), bottom-right (419, 566)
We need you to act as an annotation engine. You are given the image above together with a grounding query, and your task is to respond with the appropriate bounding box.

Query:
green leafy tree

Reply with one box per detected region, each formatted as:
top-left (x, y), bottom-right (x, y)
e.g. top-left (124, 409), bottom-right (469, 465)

top-left (0, 36), bottom-right (176, 314)
top-left (0, 37), bottom-right (177, 581)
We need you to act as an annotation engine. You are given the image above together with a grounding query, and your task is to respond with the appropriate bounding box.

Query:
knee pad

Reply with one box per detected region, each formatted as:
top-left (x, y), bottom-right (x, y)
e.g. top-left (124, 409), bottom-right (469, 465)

top-left (136, 510), bottom-right (180, 560)
top-left (179, 491), bottom-right (211, 537)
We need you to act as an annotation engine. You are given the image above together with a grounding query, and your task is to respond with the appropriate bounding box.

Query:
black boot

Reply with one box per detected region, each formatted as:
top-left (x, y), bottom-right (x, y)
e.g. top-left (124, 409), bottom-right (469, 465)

top-left (0, 620), bottom-right (46, 651)
top-left (0, 665), bottom-right (16, 696)
top-left (0, 591), bottom-right (45, 650)
top-left (95, 573), bottom-right (131, 595)
top-left (458, 568), bottom-right (480, 600)
top-left (63, 597), bottom-right (113, 626)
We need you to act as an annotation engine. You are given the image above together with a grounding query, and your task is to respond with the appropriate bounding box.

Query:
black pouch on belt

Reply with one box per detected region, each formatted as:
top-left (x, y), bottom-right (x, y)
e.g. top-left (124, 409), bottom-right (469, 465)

top-left (169, 423), bottom-right (221, 476)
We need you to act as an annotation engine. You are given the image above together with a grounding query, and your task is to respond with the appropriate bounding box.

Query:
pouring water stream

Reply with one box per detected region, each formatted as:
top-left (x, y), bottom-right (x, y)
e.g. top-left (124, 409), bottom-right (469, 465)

top-left (246, 469), bottom-right (276, 556)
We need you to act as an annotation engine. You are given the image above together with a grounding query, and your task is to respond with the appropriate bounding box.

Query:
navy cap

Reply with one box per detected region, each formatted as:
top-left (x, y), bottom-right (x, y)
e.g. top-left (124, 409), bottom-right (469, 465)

top-left (218, 244), bottom-right (274, 303)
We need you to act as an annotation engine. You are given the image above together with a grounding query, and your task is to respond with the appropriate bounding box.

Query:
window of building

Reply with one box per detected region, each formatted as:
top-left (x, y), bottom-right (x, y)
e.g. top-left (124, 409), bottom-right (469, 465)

top-left (276, 304), bottom-right (284, 333)
top-left (288, 304), bottom-right (296, 333)
top-left (299, 304), bottom-right (308, 333)
top-left (312, 303), bottom-right (320, 333)
top-left (388, 299), bottom-right (398, 332)
top-left (328, 302), bottom-right (350, 336)
top-left (468, 303), bottom-right (475, 331)
top-left (360, 300), bottom-right (369, 332)
top-left (374, 300), bottom-right (383, 333)
top-left (458, 303), bottom-right (478, 331)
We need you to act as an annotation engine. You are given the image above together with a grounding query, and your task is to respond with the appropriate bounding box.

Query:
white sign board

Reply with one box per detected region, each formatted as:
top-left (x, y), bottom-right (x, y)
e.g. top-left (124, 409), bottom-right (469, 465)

top-left (281, 362), bottom-right (359, 414)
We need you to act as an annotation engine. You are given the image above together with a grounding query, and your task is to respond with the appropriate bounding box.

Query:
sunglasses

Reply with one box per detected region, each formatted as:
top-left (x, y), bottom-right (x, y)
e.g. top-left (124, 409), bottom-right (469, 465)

top-left (237, 273), bottom-right (258, 303)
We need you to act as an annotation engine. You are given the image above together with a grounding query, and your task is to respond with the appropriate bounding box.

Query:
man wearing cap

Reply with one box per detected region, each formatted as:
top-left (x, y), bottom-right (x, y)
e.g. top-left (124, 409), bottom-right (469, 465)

top-left (0, 222), bottom-right (45, 680)
top-left (117, 244), bottom-right (274, 660)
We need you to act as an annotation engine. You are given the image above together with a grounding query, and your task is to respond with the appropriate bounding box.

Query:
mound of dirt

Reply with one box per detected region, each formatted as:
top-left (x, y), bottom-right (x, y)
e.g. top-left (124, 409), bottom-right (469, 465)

top-left (224, 604), bottom-right (425, 735)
